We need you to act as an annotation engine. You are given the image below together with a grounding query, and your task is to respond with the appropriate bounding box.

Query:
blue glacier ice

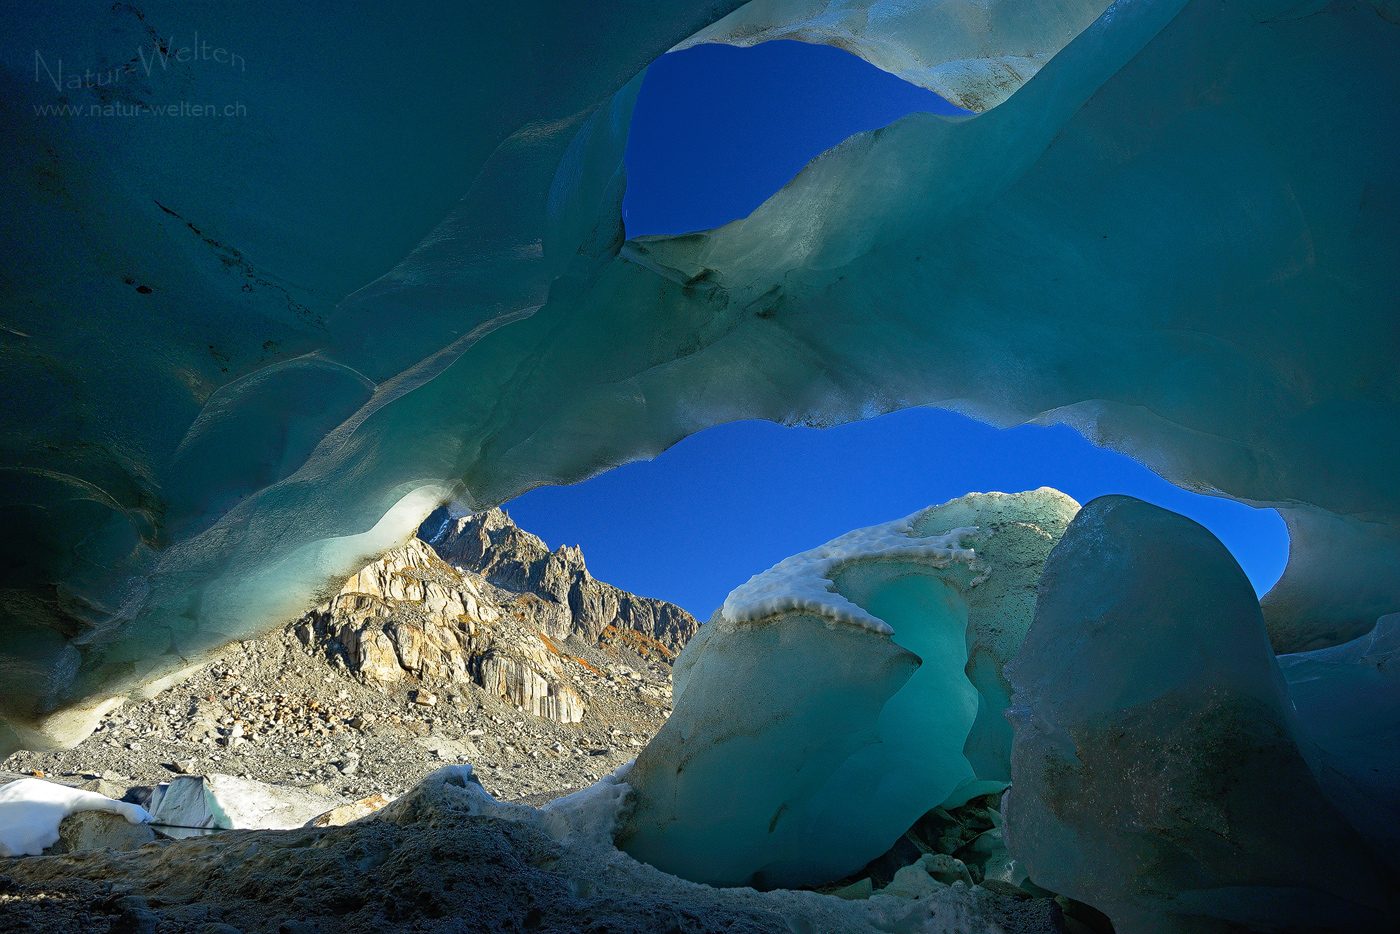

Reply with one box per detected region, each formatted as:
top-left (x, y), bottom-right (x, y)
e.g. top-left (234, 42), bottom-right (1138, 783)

top-left (1278, 613), bottom-right (1400, 860)
top-left (0, 0), bottom-right (1397, 825)
top-left (620, 489), bottom-right (1077, 888)
top-left (1004, 496), bottom-right (1399, 933)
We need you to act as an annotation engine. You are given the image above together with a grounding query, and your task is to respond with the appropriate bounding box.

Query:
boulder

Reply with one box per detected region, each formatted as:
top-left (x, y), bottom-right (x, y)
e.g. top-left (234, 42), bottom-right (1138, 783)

top-left (46, 809), bottom-right (155, 854)
top-left (1004, 496), bottom-right (1398, 933)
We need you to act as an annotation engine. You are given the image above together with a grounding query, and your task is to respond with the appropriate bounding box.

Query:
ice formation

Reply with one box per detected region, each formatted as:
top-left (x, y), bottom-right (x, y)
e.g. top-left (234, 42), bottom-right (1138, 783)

top-left (1003, 496), bottom-right (1399, 933)
top-left (144, 774), bottom-right (345, 839)
top-left (1, 0), bottom-right (1397, 794)
top-left (0, 778), bottom-right (151, 857)
top-left (673, 0), bottom-right (1115, 111)
top-left (621, 489), bottom-right (1078, 888)
top-left (1278, 613), bottom-right (1400, 858)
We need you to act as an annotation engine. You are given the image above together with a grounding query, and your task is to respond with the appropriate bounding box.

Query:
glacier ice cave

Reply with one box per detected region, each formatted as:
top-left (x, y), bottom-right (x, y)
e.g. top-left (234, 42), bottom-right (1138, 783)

top-left (2, 0), bottom-right (1398, 930)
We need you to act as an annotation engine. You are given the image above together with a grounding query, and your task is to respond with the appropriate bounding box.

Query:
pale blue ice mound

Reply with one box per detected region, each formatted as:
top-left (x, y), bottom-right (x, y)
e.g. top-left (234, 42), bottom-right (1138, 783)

top-left (621, 489), bottom-right (1078, 888)
top-left (1004, 496), bottom-right (1399, 934)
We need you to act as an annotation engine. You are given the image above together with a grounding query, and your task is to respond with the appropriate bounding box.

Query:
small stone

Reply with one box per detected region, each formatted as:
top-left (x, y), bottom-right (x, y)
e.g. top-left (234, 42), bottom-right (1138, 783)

top-left (336, 759), bottom-right (359, 775)
top-left (880, 861), bottom-right (948, 900)
top-left (77, 779), bottom-right (127, 799)
top-left (306, 793), bottom-right (393, 828)
top-left (307, 782), bottom-right (334, 796)
top-left (413, 691), bottom-right (437, 706)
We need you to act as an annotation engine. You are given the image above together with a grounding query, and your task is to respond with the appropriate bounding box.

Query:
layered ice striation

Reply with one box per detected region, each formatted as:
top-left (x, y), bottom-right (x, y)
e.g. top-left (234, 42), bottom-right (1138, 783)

top-left (620, 489), bottom-right (1077, 888)
top-left (1004, 496), bottom-right (1399, 933)
top-left (2, 0), bottom-right (1398, 751)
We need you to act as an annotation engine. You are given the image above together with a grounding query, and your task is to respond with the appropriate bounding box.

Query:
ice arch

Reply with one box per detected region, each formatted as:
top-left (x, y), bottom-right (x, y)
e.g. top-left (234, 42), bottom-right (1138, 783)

top-left (2, 0), bottom-right (1397, 752)
top-left (673, 0), bottom-right (1113, 112)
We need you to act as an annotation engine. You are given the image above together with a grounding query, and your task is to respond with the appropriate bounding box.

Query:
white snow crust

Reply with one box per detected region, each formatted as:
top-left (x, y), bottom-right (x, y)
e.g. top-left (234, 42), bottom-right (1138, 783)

top-left (722, 515), bottom-right (978, 632)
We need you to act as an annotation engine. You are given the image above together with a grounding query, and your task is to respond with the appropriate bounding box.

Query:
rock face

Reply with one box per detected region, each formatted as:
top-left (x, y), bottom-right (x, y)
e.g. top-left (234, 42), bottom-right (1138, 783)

top-left (44, 809), bottom-right (154, 855)
top-left (424, 508), bottom-right (700, 651)
top-left (296, 538), bottom-right (590, 723)
top-left (293, 516), bottom-right (695, 727)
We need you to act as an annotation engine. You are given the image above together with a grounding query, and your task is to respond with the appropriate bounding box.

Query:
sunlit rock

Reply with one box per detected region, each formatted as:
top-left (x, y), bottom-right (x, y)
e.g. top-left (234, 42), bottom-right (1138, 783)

top-left (294, 537), bottom-right (588, 722)
top-left (620, 489), bottom-right (1076, 888)
top-left (425, 507), bottom-right (699, 650)
top-left (1003, 496), bottom-right (1398, 933)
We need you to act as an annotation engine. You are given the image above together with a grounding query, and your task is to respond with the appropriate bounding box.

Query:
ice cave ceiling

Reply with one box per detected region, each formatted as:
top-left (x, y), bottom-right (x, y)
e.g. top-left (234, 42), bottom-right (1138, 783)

top-left (1, 0), bottom-right (1397, 760)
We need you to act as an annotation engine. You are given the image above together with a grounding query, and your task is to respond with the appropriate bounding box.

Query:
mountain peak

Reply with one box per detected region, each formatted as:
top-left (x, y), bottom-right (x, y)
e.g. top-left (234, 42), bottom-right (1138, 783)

top-left (418, 506), bottom-right (697, 651)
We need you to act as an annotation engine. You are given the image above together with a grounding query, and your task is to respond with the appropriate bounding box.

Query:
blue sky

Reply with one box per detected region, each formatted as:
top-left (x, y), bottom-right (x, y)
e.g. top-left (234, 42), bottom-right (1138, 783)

top-left (504, 40), bottom-right (1289, 618)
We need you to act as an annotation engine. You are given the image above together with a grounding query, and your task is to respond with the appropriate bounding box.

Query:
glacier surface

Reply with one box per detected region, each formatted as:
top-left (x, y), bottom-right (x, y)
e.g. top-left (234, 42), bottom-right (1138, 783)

top-left (1, 0), bottom-right (1397, 789)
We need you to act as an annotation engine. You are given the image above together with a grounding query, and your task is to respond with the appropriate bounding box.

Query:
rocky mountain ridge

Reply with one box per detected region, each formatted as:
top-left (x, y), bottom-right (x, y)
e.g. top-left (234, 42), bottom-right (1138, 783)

top-left (291, 508), bottom-right (695, 725)
top-left (422, 507), bottom-right (700, 652)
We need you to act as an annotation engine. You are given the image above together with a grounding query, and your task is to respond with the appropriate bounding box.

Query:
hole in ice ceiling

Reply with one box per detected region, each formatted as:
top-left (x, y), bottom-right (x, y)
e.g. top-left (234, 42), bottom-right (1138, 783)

top-left (505, 408), bottom-right (1291, 619)
top-left (622, 40), bottom-right (969, 237)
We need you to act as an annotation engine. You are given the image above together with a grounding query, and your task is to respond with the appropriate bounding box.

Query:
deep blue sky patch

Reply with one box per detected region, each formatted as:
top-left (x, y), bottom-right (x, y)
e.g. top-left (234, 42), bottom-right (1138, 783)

top-left (623, 40), bottom-right (968, 236)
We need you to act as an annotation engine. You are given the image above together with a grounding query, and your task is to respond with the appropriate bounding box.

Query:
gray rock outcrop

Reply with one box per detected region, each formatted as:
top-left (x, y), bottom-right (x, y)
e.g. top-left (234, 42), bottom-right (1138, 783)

top-left (295, 539), bottom-right (588, 723)
top-left (421, 507), bottom-right (700, 652)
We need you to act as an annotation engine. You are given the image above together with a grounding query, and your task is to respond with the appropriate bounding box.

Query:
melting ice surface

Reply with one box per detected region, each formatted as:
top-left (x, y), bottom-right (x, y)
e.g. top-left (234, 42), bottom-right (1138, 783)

top-left (620, 491), bottom-right (1399, 928)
